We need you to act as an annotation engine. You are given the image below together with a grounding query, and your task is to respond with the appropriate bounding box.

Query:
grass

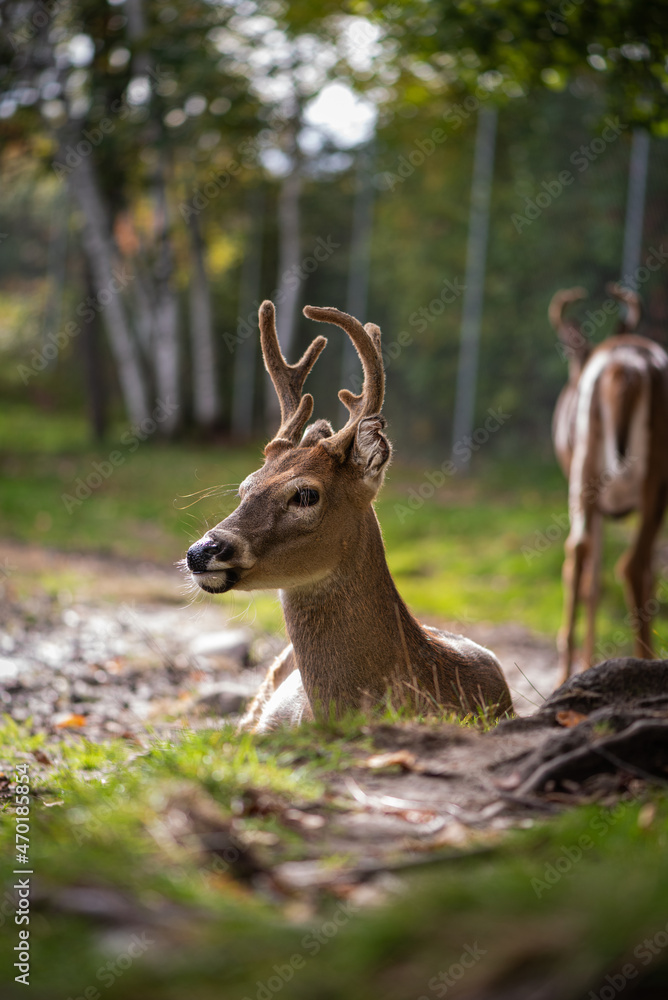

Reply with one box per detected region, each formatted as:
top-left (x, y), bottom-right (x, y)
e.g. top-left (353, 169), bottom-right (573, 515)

top-left (3, 405), bottom-right (668, 996)
top-left (1, 719), bottom-right (668, 998)
top-left (1, 402), bottom-right (666, 654)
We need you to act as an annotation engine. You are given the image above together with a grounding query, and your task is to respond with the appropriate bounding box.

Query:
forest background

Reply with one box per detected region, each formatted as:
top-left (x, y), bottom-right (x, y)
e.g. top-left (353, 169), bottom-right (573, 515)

top-left (3, 0), bottom-right (668, 462)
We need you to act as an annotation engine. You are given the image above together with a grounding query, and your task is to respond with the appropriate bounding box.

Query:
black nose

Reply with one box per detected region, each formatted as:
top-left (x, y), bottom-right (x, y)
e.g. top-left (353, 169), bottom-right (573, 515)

top-left (186, 538), bottom-right (234, 573)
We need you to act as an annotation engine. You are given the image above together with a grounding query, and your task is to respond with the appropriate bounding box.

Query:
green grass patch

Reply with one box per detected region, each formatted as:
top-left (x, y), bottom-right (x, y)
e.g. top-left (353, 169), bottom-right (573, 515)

top-left (2, 718), bottom-right (668, 998)
top-left (2, 402), bottom-right (667, 653)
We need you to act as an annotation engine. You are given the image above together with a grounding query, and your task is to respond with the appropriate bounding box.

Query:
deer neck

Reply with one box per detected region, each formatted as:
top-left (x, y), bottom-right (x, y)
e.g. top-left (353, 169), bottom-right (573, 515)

top-left (280, 506), bottom-right (421, 715)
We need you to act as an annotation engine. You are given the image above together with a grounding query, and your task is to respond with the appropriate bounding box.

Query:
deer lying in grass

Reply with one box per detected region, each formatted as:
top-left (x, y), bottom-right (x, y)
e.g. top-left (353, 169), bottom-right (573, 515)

top-left (550, 284), bottom-right (668, 684)
top-left (186, 301), bottom-right (512, 731)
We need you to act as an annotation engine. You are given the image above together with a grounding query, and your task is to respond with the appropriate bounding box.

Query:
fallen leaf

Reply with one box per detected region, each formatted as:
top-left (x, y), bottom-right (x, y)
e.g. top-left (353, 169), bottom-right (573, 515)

top-left (426, 819), bottom-right (472, 848)
top-left (402, 819), bottom-right (482, 853)
top-left (556, 709), bottom-right (588, 728)
top-left (104, 658), bottom-right (125, 674)
top-left (343, 879), bottom-right (396, 908)
top-left (638, 802), bottom-right (656, 830)
top-left (494, 771), bottom-right (522, 790)
top-left (54, 713), bottom-right (87, 729)
top-left (283, 808), bottom-right (326, 830)
top-left (120, 731), bottom-right (147, 747)
top-left (282, 900), bottom-right (315, 923)
top-left (395, 809), bottom-right (444, 831)
top-left (32, 749), bottom-right (53, 766)
top-left (363, 750), bottom-right (419, 771)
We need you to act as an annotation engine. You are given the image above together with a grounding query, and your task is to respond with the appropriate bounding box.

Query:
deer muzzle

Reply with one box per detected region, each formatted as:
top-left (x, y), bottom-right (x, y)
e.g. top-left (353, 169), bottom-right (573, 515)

top-left (186, 531), bottom-right (255, 594)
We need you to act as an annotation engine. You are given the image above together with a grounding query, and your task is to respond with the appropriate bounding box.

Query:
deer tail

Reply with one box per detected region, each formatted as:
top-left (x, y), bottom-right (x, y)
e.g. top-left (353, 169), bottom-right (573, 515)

top-left (599, 359), bottom-right (646, 463)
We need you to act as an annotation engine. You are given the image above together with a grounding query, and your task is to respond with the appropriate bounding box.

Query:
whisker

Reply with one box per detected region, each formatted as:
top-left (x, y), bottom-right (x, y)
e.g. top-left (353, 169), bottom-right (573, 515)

top-left (178, 482), bottom-right (240, 498)
top-left (227, 594), bottom-right (257, 626)
top-left (175, 484), bottom-right (240, 510)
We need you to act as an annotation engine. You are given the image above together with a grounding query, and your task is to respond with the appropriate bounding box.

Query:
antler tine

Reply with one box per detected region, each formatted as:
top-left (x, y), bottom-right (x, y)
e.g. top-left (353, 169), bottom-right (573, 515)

top-left (259, 300), bottom-right (327, 446)
top-left (548, 287), bottom-right (588, 332)
top-left (606, 282), bottom-right (642, 333)
top-left (303, 305), bottom-right (384, 460)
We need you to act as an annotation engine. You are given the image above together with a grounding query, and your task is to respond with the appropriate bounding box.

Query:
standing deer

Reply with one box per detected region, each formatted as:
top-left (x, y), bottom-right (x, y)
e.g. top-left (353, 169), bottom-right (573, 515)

top-left (186, 301), bottom-right (512, 731)
top-left (550, 284), bottom-right (668, 684)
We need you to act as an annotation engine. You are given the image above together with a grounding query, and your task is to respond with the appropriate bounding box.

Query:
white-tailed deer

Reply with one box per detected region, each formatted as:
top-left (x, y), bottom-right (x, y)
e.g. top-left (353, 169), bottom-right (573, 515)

top-left (550, 283), bottom-right (668, 684)
top-left (186, 301), bottom-right (512, 731)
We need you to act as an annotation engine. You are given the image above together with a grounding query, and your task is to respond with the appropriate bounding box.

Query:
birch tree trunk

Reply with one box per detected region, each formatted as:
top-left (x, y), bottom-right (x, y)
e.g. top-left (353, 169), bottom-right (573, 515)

top-left (621, 128), bottom-right (650, 290)
top-left (131, 264), bottom-right (156, 359)
top-left (232, 185), bottom-right (265, 439)
top-left (67, 153), bottom-right (149, 426)
top-left (81, 259), bottom-right (107, 442)
top-left (275, 168), bottom-right (302, 355)
top-left (42, 186), bottom-right (70, 371)
top-left (151, 181), bottom-right (181, 435)
top-left (126, 0), bottom-right (181, 436)
top-left (451, 107), bottom-right (497, 473)
top-left (341, 144), bottom-right (375, 406)
top-left (266, 166), bottom-right (302, 428)
top-left (188, 211), bottom-right (221, 428)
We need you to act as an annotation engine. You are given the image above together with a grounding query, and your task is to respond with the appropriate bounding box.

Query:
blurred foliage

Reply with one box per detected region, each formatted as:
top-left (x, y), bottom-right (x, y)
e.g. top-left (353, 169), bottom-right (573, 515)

top-left (379, 0), bottom-right (668, 132)
top-left (1, 8), bottom-right (668, 995)
top-left (3, 405), bottom-right (666, 656)
top-left (0, 1), bottom-right (667, 456)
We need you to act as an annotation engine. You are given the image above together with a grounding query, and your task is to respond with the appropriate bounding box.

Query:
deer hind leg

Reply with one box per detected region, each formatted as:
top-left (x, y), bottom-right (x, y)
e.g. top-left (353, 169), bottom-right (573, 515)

top-left (557, 522), bottom-right (590, 686)
top-left (582, 509), bottom-right (603, 670)
top-left (618, 484), bottom-right (667, 658)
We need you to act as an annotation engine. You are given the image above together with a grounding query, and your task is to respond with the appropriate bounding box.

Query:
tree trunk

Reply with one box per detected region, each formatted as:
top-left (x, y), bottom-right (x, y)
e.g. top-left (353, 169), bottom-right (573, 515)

top-left (276, 168), bottom-right (302, 355)
top-left (621, 128), bottom-right (650, 291)
top-left (126, 0), bottom-right (181, 436)
top-left (151, 180), bottom-right (181, 435)
top-left (451, 107), bottom-right (497, 473)
top-left (188, 211), bottom-right (221, 428)
top-left (341, 144), bottom-right (375, 407)
top-left (131, 264), bottom-right (156, 360)
top-left (67, 152), bottom-right (149, 426)
top-left (232, 185), bottom-right (265, 438)
top-left (42, 186), bottom-right (70, 372)
top-left (81, 259), bottom-right (107, 442)
top-left (266, 167), bottom-right (302, 428)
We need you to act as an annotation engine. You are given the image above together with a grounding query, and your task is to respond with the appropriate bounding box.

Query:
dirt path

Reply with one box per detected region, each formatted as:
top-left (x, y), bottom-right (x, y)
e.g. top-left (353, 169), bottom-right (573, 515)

top-left (0, 539), bottom-right (560, 736)
top-left (3, 540), bottom-right (667, 897)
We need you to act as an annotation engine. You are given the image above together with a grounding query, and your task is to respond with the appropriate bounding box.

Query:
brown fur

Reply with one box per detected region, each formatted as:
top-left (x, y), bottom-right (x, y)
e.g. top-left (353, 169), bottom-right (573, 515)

top-left (549, 287), bottom-right (591, 477)
top-left (551, 285), bottom-right (668, 684)
top-left (187, 302), bottom-right (512, 730)
top-left (599, 360), bottom-right (644, 460)
top-left (607, 282), bottom-right (642, 335)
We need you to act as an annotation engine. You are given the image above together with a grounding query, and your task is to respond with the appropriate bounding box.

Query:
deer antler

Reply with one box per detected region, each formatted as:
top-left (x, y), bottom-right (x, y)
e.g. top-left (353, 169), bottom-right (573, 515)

top-left (303, 305), bottom-right (385, 461)
top-left (260, 300), bottom-right (327, 447)
top-left (606, 282), bottom-right (642, 333)
top-left (548, 287), bottom-right (588, 332)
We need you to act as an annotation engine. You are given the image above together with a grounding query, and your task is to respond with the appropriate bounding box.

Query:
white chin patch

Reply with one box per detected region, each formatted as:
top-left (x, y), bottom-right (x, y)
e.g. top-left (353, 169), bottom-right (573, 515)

top-left (193, 570), bottom-right (238, 594)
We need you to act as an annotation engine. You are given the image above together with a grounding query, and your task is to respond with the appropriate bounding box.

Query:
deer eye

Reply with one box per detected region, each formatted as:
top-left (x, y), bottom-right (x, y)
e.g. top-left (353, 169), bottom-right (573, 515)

top-left (290, 487), bottom-right (320, 508)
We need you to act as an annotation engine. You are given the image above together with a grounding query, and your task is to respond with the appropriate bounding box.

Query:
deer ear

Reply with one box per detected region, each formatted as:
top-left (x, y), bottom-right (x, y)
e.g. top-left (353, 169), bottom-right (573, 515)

top-left (300, 419), bottom-right (334, 447)
top-left (352, 416), bottom-right (391, 487)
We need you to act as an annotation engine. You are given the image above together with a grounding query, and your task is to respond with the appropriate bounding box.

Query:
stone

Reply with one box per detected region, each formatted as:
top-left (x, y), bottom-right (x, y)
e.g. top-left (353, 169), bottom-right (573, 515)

top-left (194, 677), bottom-right (260, 716)
top-left (0, 657), bottom-right (20, 681)
top-left (190, 628), bottom-right (252, 663)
